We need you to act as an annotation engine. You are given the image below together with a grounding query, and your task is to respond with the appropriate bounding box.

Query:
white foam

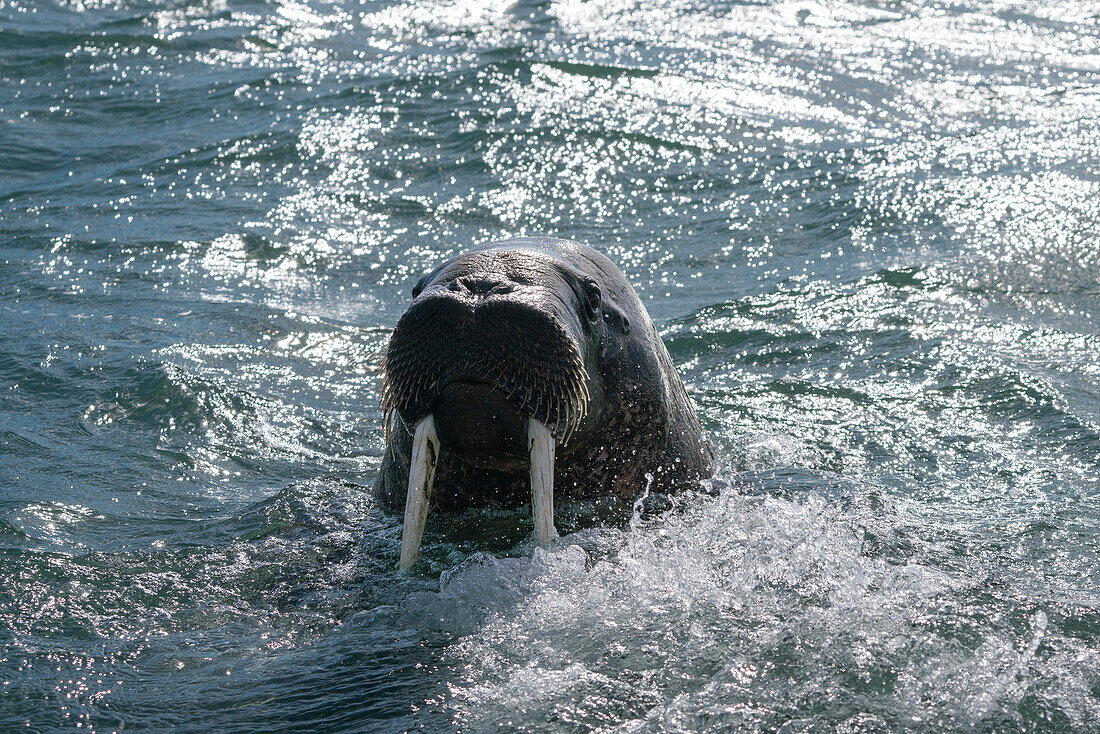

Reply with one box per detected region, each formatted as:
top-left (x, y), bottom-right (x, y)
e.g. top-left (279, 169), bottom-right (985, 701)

top-left (401, 483), bottom-right (1100, 730)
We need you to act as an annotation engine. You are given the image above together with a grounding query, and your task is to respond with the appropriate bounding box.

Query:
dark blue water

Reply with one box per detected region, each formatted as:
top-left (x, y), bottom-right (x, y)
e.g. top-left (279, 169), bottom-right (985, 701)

top-left (3, 0), bottom-right (1100, 731)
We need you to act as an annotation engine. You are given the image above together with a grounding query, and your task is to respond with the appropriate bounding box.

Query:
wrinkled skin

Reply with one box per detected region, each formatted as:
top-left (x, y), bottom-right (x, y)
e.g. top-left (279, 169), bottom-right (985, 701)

top-left (375, 237), bottom-right (714, 514)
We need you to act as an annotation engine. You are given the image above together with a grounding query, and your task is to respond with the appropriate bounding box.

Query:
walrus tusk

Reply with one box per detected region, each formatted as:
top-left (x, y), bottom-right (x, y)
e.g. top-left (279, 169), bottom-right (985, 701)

top-left (528, 417), bottom-right (559, 543)
top-left (398, 414), bottom-right (439, 571)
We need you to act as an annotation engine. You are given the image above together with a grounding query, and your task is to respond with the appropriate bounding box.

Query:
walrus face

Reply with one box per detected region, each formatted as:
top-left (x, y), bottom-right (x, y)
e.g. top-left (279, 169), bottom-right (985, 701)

top-left (380, 248), bottom-right (602, 467)
top-left (380, 247), bottom-right (610, 567)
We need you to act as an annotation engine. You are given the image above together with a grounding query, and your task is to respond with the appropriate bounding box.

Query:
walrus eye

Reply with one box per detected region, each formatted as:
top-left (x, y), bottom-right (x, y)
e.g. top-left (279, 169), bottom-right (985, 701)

top-left (584, 283), bottom-right (601, 321)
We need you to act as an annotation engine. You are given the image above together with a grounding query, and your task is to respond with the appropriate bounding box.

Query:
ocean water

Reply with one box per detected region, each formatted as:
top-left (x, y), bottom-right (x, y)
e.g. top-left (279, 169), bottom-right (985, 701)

top-left (2, 0), bottom-right (1100, 731)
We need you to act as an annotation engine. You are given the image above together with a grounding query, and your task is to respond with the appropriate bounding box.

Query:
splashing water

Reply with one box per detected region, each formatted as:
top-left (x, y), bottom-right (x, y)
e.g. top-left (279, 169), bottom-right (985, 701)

top-left (406, 481), bottom-right (1098, 732)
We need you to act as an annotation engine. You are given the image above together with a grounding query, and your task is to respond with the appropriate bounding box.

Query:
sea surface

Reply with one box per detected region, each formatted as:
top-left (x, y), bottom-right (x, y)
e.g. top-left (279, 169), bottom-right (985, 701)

top-left (2, 0), bottom-right (1100, 731)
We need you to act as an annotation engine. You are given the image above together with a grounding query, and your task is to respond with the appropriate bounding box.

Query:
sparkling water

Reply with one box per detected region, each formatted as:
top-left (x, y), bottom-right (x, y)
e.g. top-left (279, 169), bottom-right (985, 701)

top-left (2, 0), bottom-right (1099, 730)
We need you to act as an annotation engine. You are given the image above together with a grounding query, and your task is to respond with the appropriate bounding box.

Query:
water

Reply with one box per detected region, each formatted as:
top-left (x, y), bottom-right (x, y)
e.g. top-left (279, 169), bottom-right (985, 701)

top-left (2, 0), bottom-right (1099, 730)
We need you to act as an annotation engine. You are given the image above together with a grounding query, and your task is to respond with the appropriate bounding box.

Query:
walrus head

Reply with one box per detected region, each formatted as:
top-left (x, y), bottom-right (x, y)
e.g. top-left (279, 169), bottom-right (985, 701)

top-left (377, 238), bottom-right (714, 570)
top-left (380, 245), bottom-right (610, 567)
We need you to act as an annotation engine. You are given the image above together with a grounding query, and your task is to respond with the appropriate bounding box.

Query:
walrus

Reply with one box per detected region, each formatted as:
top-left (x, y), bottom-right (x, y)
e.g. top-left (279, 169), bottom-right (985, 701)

top-left (375, 237), bottom-right (715, 568)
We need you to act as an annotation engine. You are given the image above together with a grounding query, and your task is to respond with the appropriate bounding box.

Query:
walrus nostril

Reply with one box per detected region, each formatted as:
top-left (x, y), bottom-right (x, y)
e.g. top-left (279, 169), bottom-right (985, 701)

top-left (454, 276), bottom-right (514, 296)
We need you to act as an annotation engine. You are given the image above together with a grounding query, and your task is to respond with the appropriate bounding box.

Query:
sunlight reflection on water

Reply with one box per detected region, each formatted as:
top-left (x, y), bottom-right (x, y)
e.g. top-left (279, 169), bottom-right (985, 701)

top-left (1, 0), bottom-right (1099, 730)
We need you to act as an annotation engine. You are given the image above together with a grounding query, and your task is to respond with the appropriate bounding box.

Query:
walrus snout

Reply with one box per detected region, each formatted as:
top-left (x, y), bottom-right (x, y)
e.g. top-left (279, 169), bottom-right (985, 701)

top-left (380, 276), bottom-right (592, 447)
